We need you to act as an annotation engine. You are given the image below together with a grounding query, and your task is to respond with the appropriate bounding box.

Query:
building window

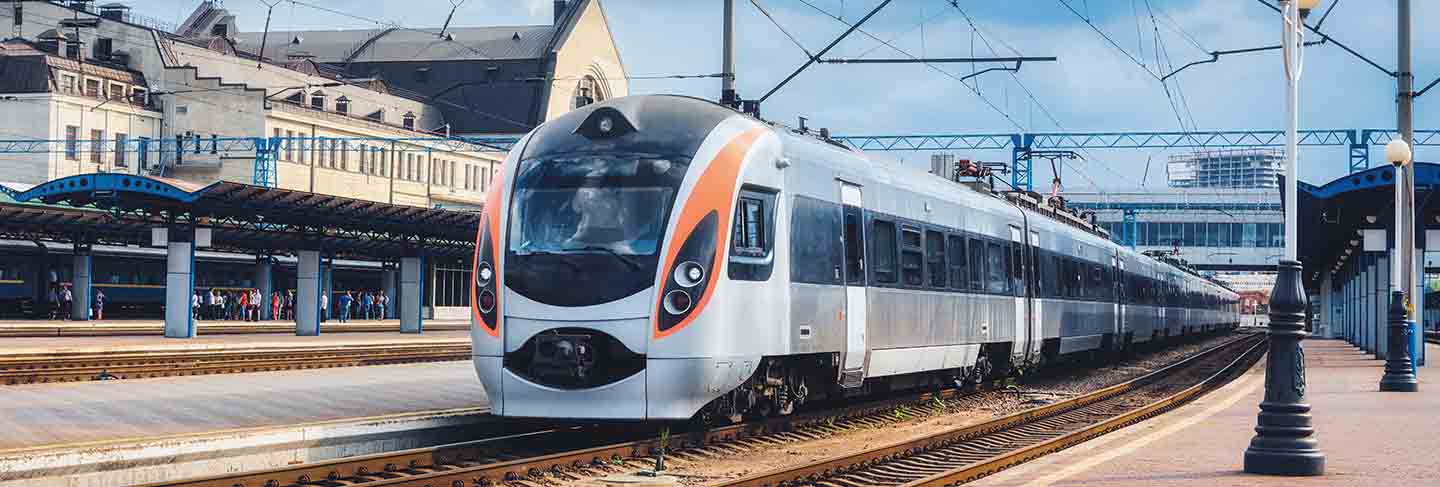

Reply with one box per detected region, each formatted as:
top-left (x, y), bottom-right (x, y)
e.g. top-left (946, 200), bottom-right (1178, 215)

top-left (59, 73), bottom-right (77, 94)
top-left (402, 112), bottom-right (416, 130)
top-left (310, 91), bottom-right (326, 110)
top-left (464, 165), bottom-right (472, 190)
top-left (89, 129), bottom-right (104, 164)
top-left (109, 82), bottom-right (126, 100)
top-left (282, 130), bottom-right (291, 161)
top-left (341, 141), bottom-right (349, 170)
top-left (137, 137), bottom-right (151, 170)
top-left (335, 96), bottom-right (349, 115)
top-left (84, 78), bottom-right (101, 97)
top-left (64, 125), bottom-right (79, 160)
top-left (113, 133), bottom-right (127, 167)
top-left (573, 75), bottom-right (601, 108)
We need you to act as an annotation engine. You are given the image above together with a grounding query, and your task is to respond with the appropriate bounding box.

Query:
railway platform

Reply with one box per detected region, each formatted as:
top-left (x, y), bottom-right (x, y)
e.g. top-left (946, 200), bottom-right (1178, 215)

top-left (0, 360), bottom-right (489, 485)
top-left (972, 339), bottom-right (1438, 487)
top-left (0, 327), bottom-right (472, 386)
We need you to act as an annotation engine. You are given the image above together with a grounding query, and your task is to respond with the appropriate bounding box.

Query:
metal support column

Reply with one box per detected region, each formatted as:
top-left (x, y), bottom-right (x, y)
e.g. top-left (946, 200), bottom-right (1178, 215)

top-left (1011, 134), bottom-right (1032, 192)
top-left (400, 256), bottom-right (425, 333)
top-left (1319, 270), bottom-right (1333, 337)
top-left (382, 264), bottom-right (398, 320)
top-left (256, 255), bottom-right (273, 320)
top-left (71, 243), bottom-right (91, 321)
top-left (164, 234), bottom-right (196, 338)
top-left (321, 256), bottom-right (333, 322)
top-left (295, 250), bottom-right (321, 336)
top-left (1377, 253), bottom-right (1390, 359)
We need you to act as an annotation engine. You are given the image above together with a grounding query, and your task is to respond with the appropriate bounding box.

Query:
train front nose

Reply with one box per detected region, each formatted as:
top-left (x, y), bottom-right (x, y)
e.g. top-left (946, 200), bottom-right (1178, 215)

top-left (506, 327), bottom-right (646, 390)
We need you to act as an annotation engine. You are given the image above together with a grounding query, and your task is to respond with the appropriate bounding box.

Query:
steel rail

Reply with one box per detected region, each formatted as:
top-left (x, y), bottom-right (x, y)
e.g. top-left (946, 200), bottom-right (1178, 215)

top-left (135, 383), bottom-right (979, 487)
top-left (0, 343), bottom-right (470, 385)
top-left (703, 332), bottom-right (1263, 487)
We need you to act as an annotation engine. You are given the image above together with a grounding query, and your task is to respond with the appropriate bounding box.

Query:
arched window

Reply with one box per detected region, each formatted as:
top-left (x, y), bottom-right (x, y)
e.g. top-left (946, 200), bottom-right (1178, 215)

top-left (573, 75), bottom-right (603, 109)
top-left (335, 96), bottom-right (350, 115)
top-left (402, 112), bottom-right (417, 130)
top-left (310, 90), bottom-right (326, 110)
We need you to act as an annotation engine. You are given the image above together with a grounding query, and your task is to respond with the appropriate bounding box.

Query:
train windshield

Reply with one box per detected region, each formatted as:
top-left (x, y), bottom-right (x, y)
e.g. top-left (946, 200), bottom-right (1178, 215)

top-left (508, 153), bottom-right (688, 256)
top-left (505, 152), bottom-right (691, 307)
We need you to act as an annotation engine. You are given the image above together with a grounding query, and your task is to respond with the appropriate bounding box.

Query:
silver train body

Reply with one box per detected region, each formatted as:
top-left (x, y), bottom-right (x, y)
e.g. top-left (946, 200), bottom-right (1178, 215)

top-left (471, 95), bottom-right (1240, 421)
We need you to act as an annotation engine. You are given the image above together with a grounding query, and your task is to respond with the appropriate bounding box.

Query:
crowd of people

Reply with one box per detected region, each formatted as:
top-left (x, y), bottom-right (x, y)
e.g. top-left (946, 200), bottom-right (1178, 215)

top-left (189, 288), bottom-right (389, 322)
top-left (46, 282), bottom-right (108, 320)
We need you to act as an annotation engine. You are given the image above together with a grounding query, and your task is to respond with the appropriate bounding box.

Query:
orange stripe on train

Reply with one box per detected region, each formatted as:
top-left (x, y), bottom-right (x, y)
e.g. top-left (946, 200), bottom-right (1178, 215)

top-left (653, 127), bottom-right (767, 339)
top-left (473, 164), bottom-right (508, 337)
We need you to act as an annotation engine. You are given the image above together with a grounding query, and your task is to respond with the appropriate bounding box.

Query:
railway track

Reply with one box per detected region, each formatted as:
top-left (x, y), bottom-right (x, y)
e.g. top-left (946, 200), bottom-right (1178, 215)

top-left (0, 343), bottom-right (471, 385)
top-left (706, 332), bottom-right (1266, 487)
top-left (133, 376), bottom-right (993, 487)
top-left (133, 333), bottom-right (1251, 487)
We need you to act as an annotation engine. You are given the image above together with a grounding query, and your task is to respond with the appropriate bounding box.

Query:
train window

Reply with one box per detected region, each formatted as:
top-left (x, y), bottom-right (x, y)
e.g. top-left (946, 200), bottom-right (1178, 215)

top-left (926, 230), bottom-right (945, 288)
top-left (1009, 242), bottom-right (1024, 295)
top-left (871, 220), bottom-right (898, 283)
top-left (730, 188), bottom-right (778, 281)
top-left (789, 196), bottom-right (843, 285)
top-left (843, 207), bottom-right (865, 285)
top-left (900, 226), bottom-right (923, 286)
top-left (732, 196), bottom-right (768, 257)
top-left (946, 235), bottom-right (965, 290)
top-left (968, 237), bottom-right (985, 291)
top-left (986, 241), bottom-right (1008, 295)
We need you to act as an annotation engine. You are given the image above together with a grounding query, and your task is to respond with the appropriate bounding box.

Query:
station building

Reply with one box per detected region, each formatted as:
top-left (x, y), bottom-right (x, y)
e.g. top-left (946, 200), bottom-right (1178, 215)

top-left (0, 0), bottom-right (628, 322)
top-left (1065, 189), bottom-right (1283, 272)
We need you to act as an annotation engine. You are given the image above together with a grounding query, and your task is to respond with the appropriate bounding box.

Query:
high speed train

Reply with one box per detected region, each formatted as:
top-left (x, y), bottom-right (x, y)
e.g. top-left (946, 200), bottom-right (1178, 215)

top-left (471, 95), bottom-right (1239, 422)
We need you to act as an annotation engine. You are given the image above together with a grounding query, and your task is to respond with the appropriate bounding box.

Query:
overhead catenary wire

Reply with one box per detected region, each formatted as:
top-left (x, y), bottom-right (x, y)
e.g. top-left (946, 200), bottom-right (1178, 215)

top-left (948, 2), bottom-right (1141, 192)
top-left (792, 0), bottom-right (1027, 131)
top-left (751, 0), bottom-right (815, 58)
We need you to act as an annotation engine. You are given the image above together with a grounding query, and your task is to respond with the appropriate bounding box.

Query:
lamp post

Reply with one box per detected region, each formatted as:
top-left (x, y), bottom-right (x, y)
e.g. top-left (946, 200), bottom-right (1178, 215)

top-left (1381, 139), bottom-right (1420, 392)
top-left (1243, 0), bottom-right (1325, 476)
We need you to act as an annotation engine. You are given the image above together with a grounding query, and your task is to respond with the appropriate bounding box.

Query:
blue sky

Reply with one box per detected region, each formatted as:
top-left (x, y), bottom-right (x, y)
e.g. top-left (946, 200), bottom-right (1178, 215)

top-left (133, 0), bottom-right (1439, 190)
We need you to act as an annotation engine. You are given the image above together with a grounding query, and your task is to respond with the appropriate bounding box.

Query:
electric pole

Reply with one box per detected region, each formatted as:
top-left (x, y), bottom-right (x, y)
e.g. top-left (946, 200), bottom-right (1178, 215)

top-left (1397, 0), bottom-right (1416, 323)
top-left (721, 0), bottom-right (738, 108)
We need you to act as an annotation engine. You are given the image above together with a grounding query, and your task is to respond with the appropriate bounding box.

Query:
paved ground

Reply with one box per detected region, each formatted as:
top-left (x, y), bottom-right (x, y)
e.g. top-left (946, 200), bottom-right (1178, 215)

top-left (0, 329), bottom-right (471, 355)
top-left (0, 361), bottom-right (485, 451)
top-left (971, 340), bottom-right (1438, 487)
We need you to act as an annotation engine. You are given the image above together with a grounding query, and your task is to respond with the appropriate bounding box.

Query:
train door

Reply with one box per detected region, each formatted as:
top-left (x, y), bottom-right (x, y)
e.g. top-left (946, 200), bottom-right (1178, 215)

top-left (1009, 226), bottom-right (1032, 366)
top-left (1026, 229), bottom-right (1042, 362)
top-left (839, 183), bottom-right (867, 386)
top-left (1113, 253), bottom-right (1123, 344)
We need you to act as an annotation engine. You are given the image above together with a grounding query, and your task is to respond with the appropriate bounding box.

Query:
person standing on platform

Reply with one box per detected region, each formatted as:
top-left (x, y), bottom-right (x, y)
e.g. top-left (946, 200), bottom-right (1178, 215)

top-left (48, 284), bottom-right (60, 320)
top-left (250, 289), bottom-right (261, 321)
top-left (338, 291), bottom-right (353, 323)
top-left (285, 291), bottom-right (295, 320)
top-left (193, 291), bottom-right (202, 320)
top-left (271, 291), bottom-right (281, 321)
top-left (60, 285), bottom-right (72, 321)
top-left (92, 289), bottom-right (106, 321)
top-left (320, 292), bottom-right (329, 323)
top-left (363, 291), bottom-right (374, 320)
top-left (376, 291), bottom-right (387, 320)
top-left (238, 290), bottom-right (250, 322)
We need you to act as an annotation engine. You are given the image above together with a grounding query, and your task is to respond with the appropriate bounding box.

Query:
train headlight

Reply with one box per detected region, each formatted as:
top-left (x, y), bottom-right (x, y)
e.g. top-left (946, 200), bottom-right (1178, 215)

top-left (477, 263), bottom-right (493, 285)
top-left (673, 261), bottom-right (705, 288)
top-left (664, 290), bottom-right (693, 315)
top-left (598, 116), bottom-right (615, 134)
top-left (479, 289), bottom-right (497, 313)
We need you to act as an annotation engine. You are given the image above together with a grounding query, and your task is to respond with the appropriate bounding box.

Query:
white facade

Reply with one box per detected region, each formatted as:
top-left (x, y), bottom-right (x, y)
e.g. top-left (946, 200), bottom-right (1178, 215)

top-left (1, 2), bottom-right (500, 208)
top-left (1067, 189), bottom-right (1283, 271)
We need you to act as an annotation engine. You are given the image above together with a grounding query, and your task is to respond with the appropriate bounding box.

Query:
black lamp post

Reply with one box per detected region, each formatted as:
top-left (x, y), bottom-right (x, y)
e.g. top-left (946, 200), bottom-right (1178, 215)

top-left (1380, 138), bottom-right (1420, 392)
top-left (1243, 260), bottom-right (1325, 475)
top-left (1244, 0), bottom-right (1324, 475)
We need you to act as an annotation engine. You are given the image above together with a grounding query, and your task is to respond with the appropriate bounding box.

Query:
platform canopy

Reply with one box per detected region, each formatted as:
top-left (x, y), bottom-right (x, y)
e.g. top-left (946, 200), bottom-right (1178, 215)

top-left (0, 174), bottom-right (480, 258)
top-left (1292, 162), bottom-right (1440, 285)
